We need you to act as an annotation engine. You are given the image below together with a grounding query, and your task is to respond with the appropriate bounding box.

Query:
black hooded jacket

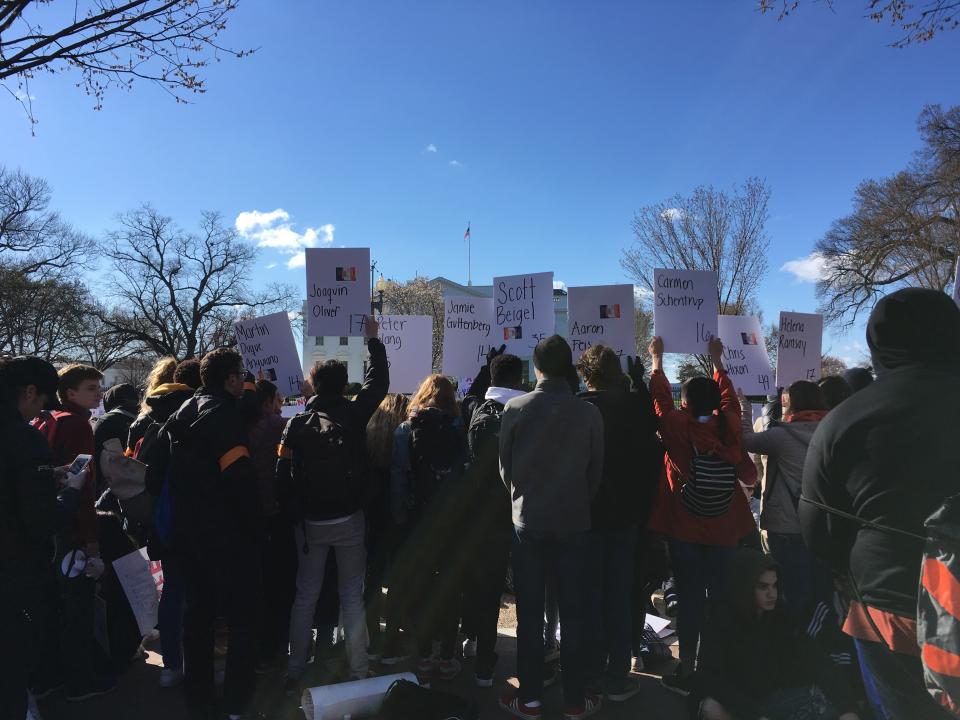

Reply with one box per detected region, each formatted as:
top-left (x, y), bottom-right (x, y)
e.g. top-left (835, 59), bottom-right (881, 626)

top-left (127, 383), bottom-right (196, 455)
top-left (801, 288), bottom-right (960, 618)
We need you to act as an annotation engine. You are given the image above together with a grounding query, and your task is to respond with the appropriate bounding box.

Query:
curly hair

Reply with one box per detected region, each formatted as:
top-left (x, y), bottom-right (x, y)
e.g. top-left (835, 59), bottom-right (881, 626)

top-left (366, 393), bottom-right (410, 469)
top-left (408, 374), bottom-right (458, 418)
top-left (576, 344), bottom-right (626, 391)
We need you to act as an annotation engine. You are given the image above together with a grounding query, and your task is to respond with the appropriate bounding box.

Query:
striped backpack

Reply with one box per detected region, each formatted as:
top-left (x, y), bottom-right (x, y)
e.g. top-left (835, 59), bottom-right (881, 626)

top-left (680, 446), bottom-right (737, 518)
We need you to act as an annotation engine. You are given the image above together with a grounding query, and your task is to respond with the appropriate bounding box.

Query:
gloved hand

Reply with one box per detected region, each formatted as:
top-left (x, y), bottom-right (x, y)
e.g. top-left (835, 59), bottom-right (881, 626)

top-left (486, 344), bottom-right (507, 366)
top-left (84, 556), bottom-right (105, 580)
top-left (626, 356), bottom-right (646, 389)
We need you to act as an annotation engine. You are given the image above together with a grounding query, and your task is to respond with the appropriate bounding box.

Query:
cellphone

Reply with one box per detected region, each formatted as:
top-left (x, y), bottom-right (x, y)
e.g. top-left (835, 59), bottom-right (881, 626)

top-left (68, 454), bottom-right (92, 475)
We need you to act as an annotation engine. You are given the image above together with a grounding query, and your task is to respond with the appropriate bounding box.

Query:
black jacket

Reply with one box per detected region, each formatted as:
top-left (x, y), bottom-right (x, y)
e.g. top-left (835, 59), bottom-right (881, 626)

top-left (578, 384), bottom-right (661, 530)
top-left (278, 337), bottom-right (389, 521)
top-left (0, 412), bottom-right (79, 599)
top-left (147, 386), bottom-right (260, 550)
top-left (128, 383), bottom-right (196, 457)
top-left (801, 288), bottom-right (960, 618)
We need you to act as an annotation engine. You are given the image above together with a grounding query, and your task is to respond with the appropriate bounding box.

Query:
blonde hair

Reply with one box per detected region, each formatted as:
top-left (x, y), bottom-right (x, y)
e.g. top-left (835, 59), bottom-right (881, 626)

top-left (408, 374), bottom-right (458, 419)
top-left (141, 356), bottom-right (177, 411)
top-left (366, 393), bottom-right (410, 469)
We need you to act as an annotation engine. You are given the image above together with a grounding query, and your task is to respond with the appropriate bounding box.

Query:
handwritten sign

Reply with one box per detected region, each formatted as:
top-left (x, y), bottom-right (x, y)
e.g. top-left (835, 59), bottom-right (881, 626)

top-left (441, 295), bottom-right (495, 385)
top-left (233, 311), bottom-right (304, 396)
top-left (567, 284), bottom-right (636, 368)
top-left (717, 315), bottom-right (774, 396)
top-left (379, 315), bottom-right (433, 394)
top-left (775, 311), bottom-right (823, 387)
top-left (305, 248), bottom-right (370, 336)
top-left (653, 269), bottom-right (719, 354)
top-left (112, 547), bottom-right (159, 637)
top-left (493, 272), bottom-right (555, 356)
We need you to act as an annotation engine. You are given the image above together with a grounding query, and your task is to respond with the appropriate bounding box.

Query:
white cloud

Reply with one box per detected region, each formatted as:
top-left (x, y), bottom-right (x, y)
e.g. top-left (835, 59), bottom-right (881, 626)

top-left (287, 252), bottom-right (306, 269)
top-left (14, 90), bottom-right (36, 102)
top-left (424, 143), bottom-right (437, 153)
top-left (265, 262), bottom-right (278, 270)
top-left (780, 252), bottom-right (828, 283)
top-left (235, 209), bottom-right (334, 270)
top-left (661, 207), bottom-right (684, 222)
top-left (449, 160), bottom-right (462, 168)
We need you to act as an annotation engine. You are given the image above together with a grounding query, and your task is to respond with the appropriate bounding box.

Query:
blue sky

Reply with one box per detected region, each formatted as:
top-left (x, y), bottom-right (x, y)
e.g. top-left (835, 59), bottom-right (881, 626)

top-left (3, 1), bottom-right (959, 366)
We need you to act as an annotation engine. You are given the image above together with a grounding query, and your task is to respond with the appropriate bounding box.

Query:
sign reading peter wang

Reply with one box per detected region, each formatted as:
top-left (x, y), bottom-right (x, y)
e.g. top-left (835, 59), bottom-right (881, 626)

top-left (305, 247), bottom-right (370, 337)
top-left (233, 311), bottom-right (305, 396)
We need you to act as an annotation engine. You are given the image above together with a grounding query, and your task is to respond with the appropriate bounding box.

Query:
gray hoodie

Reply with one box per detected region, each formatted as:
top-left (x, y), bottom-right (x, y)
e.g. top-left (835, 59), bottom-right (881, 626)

top-left (499, 377), bottom-right (604, 534)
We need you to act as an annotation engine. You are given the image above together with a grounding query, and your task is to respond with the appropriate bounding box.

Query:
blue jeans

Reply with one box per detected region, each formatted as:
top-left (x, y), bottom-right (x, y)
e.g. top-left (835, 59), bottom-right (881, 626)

top-left (855, 638), bottom-right (953, 720)
top-left (668, 539), bottom-right (735, 673)
top-left (765, 532), bottom-right (832, 624)
top-left (586, 525), bottom-right (637, 691)
top-left (512, 526), bottom-right (590, 707)
top-left (158, 556), bottom-right (185, 670)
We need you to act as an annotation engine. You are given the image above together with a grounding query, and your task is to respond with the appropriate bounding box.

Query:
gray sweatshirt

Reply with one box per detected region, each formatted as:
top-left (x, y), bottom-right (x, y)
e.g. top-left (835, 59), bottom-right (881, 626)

top-left (499, 377), bottom-right (604, 535)
top-left (741, 408), bottom-right (820, 535)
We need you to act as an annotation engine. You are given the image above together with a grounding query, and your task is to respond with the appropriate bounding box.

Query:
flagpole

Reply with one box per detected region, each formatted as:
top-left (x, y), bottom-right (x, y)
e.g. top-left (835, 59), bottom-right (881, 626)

top-left (467, 221), bottom-right (472, 286)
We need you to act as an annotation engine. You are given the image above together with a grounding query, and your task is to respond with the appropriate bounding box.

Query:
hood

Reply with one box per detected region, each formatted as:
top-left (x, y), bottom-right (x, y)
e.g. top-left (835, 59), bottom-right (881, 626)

top-left (145, 383), bottom-right (196, 421)
top-left (725, 548), bottom-right (779, 620)
top-left (485, 386), bottom-right (526, 404)
top-left (867, 288), bottom-right (960, 376)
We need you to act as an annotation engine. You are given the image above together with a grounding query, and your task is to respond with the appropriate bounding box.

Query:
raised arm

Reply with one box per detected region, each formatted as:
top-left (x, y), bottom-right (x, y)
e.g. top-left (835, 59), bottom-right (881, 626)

top-left (353, 316), bottom-right (390, 425)
top-left (647, 336), bottom-right (676, 418)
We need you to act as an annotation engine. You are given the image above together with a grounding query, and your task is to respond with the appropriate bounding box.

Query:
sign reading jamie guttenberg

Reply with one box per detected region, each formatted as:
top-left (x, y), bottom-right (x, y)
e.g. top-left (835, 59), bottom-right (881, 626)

top-left (233, 311), bottom-right (304, 396)
top-left (775, 311), bottom-right (823, 387)
top-left (305, 247), bottom-right (371, 336)
top-left (717, 315), bottom-right (774, 396)
top-left (493, 272), bottom-right (555, 357)
top-left (441, 296), bottom-right (495, 386)
top-left (567, 284), bottom-right (636, 368)
top-left (653, 269), bottom-right (719, 354)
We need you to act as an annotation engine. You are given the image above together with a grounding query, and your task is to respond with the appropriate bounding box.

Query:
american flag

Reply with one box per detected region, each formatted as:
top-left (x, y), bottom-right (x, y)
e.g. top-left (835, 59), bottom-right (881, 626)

top-left (464, 223), bottom-right (471, 241)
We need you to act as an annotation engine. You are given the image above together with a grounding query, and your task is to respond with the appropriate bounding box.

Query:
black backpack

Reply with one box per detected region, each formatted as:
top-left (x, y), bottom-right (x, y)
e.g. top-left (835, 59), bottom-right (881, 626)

top-left (680, 446), bottom-right (738, 518)
top-left (379, 679), bottom-right (478, 720)
top-left (291, 410), bottom-right (361, 518)
top-left (467, 399), bottom-right (505, 488)
top-left (408, 408), bottom-right (465, 513)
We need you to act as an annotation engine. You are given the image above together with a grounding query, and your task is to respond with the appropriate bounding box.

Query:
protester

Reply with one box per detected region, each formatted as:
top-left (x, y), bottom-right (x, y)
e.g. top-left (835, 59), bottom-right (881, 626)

top-left (647, 336), bottom-right (756, 696)
top-left (237, 378), bottom-right (295, 673)
top-left (498, 335), bottom-right (604, 720)
top-left (801, 287), bottom-right (960, 720)
top-left (279, 316), bottom-right (387, 694)
top-left (390, 373), bottom-right (468, 687)
top-left (137, 358), bottom-right (200, 688)
top-left (0, 356), bottom-right (87, 719)
top-left (690, 549), bottom-right (862, 720)
top-left (364, 392), bottom-right (411, 663)
top-left (127, 356), bottom-right (178, 451)
top-left (817, 376), bottom-right (853, 410)
top-left (461, 349), bottom-right (525, 687)
top-left (146, 348), bottom-right (263, 719)
top-left (93, 383), bottom-right (139, 494)
top-left (841, 367), bottom-right (874, 394)
top-left (738, 380), bottom-right (832, 621)
top-left (575, 345), bottom-right (661, 701)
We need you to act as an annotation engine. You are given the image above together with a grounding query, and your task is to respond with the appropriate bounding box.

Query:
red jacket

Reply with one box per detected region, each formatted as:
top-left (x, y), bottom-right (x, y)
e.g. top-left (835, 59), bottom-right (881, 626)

top-left (36, 401), bottom-right (98, 546)
top-left (647, 368), bottom-right (755, 546)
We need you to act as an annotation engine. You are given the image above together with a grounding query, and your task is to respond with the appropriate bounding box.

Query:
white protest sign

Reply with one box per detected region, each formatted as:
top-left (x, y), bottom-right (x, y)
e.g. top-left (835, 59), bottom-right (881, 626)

top-left (305, 248), bottom-right (370, 337)
top-left (953, 257), bottom-right (960, 307)
top-left (567, 284), bottom-right (636, 368)
top-left (775, 311), bottom-right (823, 387)
top-left (717, 315), bottom-right (774, 397)
top-left (379, 315), bottom-right (433, 394)
top-left (441, 296), bottom-right (495, 385)
top-left (112, 547), bottom-right (159, 637)
top-left (653, 269), bottom-right (719, 354)
top-left (233, 311), bottom-right (304, 396)
top-left (493, 272), bottom-right (554, 356)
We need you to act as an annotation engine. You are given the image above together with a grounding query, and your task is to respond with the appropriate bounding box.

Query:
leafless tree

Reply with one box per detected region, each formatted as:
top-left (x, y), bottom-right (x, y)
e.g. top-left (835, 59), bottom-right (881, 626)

top-left (380, 276), bottom-right (445, 370)
top-left (815, 105), bottom-right (960, 325)
top-left (821, 355), bottom-right (848, 377)
top-left (0, 0), bottom-right (252, 128)
top-left (758, 0), bottom-right (960, 47)
top-left (99, 205), bottom-right (297, 359)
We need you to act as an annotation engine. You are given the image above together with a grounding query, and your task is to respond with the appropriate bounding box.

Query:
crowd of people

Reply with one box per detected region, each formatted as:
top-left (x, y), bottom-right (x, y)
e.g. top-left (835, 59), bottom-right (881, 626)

top-left (2, 287), bottom-right (959, 720)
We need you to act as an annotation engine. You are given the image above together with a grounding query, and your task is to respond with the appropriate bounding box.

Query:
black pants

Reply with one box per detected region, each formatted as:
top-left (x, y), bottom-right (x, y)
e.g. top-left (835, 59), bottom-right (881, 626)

top-left (460, 520), bottom-right (512, 671)
top-left (0, 592), bottom-right (46, 720)
top-left (182, 543), bottom-right (261, 718)
top-left (258, 516), bottom-right (297, 662)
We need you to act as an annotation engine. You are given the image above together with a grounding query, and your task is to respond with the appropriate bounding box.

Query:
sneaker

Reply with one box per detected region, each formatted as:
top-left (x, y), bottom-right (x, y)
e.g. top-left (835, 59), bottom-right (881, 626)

top-left (606, 677), bottom-right (642, 702)
top-left (159, 667), bottom-right (184, 688)
top-left (416, 657), bottom-right (436, 688)
top-left (660, 667), bottom-right (691, 697)
top-left (462, 637), bottom-right (478, 659)
top-left (65, 677), bottom-right (117, 702)
top-left (499, 694), bottom-right (543, 718)
top-left (563, 694), bottom-right (602, 720)
top-left (437, 657), bottom-right (461, 681)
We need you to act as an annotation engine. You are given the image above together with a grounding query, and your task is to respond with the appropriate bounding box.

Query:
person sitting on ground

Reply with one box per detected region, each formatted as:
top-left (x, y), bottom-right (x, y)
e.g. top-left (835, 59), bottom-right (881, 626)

top-left (690, 548), bottom-right (862, 720)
